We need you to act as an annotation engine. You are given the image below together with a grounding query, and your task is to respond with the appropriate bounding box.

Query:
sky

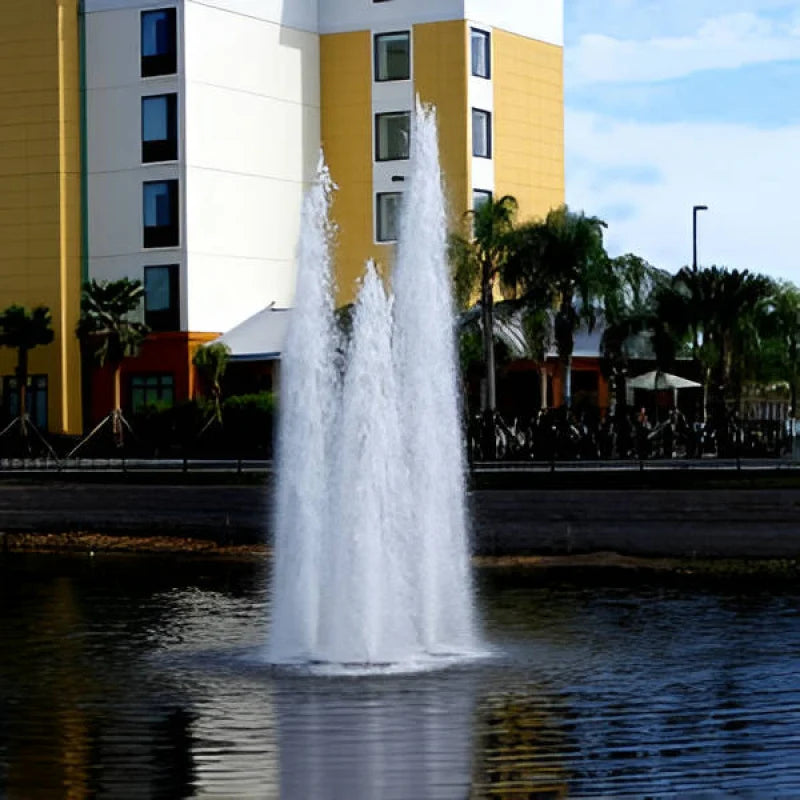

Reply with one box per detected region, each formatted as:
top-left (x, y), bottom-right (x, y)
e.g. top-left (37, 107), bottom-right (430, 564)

top-left (563, 0), bottom-right (800, 284)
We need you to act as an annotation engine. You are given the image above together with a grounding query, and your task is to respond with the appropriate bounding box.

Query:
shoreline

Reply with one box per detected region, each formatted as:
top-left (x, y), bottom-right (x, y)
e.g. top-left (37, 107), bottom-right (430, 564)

top-left (4, 533), bottom-right (800, 582)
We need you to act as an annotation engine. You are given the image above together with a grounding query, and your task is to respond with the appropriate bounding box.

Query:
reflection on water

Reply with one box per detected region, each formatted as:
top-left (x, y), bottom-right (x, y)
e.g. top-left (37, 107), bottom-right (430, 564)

top-left (2, 555), bottom-right (800, 798)
top-left (274, 676), bottom-right (475, 799)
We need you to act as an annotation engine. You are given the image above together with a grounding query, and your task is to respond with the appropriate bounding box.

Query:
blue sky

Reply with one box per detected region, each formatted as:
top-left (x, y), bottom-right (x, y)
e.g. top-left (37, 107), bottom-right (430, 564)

top-left (563, 0), bottom-right (800, 283)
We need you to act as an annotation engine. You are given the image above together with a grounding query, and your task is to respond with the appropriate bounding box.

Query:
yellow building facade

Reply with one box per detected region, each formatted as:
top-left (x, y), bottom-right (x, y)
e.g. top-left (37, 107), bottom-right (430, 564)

top-left (0, 1), bottom-right (563, 434)
top-left (0, 0), bottom-right (83, 434)
top-left (320, 9), bottom-right (564, 306)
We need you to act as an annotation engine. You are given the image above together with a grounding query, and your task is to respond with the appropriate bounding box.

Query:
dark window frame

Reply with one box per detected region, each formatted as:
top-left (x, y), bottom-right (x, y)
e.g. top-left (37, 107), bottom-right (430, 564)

top-left (472, 189), bottom-right (492, 210)
top-left (472, 108), bottom-right (492, 158)
top-left (144, 264), bottom-right (180, 331)
top-left (143, 179), bottom-right (179, 249)
top-left (141, 93), bottom-right (178, 163)
top-left (129, 373), bottom-right (175, 414)
top-left (374, 30), bottom-right (411, 82)
top-left (375, 111), bottom-right (411, 162)
top-left (141, 8), bottom-right (177, 77)
top-left (471, 28), bottom-right (491, 79)
top-left (376, 192), bottom-right (402, 243)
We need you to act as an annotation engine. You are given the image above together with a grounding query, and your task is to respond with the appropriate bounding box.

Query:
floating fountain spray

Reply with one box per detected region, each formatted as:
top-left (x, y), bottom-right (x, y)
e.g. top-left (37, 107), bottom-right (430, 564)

top-left (269, 102), bottom-right (477, 668)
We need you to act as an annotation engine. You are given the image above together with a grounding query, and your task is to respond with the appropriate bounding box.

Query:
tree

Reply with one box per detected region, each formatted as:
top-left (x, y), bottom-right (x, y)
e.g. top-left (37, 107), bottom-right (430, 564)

top-left (193, 342), bottom-right (231, 428)
top-left (76, 278), bottom-right (149, 441)
top-left (449, 195), bottom-right (520, 456)
top-left (756, 280), bottom-right (800, 413)
top-left (506, 205), bottom-right (609, 407)
top-left (0, 305), bottom-right (54, 436)
top-left (600, 255), bottom-right (672, 426)
top-left (657, 266), bottom-right (773, 451)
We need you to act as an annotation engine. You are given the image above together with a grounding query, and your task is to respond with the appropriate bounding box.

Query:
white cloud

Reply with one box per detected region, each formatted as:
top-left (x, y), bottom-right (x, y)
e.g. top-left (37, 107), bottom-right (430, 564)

top-left (566, 110), bottom-right (800, 284)
top-left (568, 12), bottom-right (800, 86)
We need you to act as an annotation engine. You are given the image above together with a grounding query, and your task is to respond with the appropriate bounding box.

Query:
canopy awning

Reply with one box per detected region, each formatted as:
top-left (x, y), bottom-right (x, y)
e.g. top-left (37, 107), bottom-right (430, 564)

top-left (210, 304), bottom-right (290, 362)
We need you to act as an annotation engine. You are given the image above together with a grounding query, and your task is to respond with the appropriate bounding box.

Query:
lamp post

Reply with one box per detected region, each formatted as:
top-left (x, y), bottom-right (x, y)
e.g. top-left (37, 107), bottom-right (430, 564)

top-left (692, 204), bottom-right (708, 273)
top-left (691, 205), bottom-right (708, 422)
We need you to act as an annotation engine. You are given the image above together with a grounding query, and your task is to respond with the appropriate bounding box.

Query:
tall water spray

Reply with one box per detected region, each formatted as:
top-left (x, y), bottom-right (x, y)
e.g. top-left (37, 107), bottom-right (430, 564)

top-left (392, 100), bottom-right (475, 654)
top-left (269, 103), bottom-right (477, 667)
top-left (268, 156), bottom-right (338, 660)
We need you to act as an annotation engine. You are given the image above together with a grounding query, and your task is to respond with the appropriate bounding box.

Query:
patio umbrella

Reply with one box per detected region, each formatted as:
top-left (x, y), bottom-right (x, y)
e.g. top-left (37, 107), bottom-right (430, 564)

top-left (627, 370), bottom-right (702, 412)
top-left (627, 370), bottom-right (701, 391)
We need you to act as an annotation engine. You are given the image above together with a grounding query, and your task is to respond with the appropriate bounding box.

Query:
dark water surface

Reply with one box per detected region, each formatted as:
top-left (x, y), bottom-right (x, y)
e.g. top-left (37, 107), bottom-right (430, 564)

top-left (1, 555), bottom-right (800, 799)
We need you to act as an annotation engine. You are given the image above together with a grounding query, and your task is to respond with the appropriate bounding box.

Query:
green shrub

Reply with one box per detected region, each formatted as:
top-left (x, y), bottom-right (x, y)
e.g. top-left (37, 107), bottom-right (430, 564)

top-left (221, 392), bottom-right (276, 457)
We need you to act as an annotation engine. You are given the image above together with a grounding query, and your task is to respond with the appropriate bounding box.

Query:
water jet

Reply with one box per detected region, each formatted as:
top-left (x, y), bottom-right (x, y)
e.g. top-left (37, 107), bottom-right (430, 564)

top-left (268, 102), bottom-right (478, 668)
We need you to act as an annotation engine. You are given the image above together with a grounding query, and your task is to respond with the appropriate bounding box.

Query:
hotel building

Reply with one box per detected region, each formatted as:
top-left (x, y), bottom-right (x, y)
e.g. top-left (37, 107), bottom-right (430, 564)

top-left (0, 0), bottom-right (563, 433)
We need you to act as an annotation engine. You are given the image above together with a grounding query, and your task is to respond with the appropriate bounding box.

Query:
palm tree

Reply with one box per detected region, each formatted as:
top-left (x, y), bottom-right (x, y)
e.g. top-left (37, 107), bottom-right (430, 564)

top-left (658, 266), bottom-right (773, 452)
top-left (449, 195), bottom-right (520, 456)
top-left (760, 281), bottom-right (800, 415)
top-left (0, 305), bottom-right (54, 439)
top-left (76, 278), bottom-right (149, 445)
top-left (506, 205), bottom-right (609, 407)
top-left (600, 255), bottom-right (672, 422)
top-left (193, 342), bottom-right (231, 430)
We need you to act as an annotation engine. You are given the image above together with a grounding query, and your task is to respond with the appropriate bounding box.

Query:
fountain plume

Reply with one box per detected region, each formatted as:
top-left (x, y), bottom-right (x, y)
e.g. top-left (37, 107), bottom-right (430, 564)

top-left (269, 105), bottom-right (477, 668)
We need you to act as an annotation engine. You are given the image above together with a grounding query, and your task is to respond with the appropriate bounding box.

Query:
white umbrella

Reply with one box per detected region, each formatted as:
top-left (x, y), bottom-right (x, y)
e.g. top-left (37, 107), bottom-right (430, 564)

top-left (627, 370), bottom-right (702, 412)
top-left (627, 370), bottom-right (701, 391)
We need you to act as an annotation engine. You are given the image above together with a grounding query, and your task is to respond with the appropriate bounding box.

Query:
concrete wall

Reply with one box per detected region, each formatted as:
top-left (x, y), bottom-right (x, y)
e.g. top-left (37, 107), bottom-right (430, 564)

top-left (320, 30), bottom-right (376, 304)
top-left (493, 31), bottom-right (564, 224)
top-left (2, 479), bottom-right (799, 559)
top-left (86, 0), bottom-right (321, 335)
top-left (471, 489), bottom-right (800, 558)
top-left (183, 0), bottom-right (320, 331)
top-left (85, 3), bottom-right (187, 322)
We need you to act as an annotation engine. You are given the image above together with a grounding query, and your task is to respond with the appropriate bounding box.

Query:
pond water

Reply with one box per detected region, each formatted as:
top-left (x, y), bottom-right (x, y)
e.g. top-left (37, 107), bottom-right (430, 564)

top-left (1, 555), bottom-right (800, 799)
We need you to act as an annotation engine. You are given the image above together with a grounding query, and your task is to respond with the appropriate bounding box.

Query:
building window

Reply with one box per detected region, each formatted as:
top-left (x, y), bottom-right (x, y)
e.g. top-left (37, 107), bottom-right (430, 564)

top-left (375, 112), bottom-right (410, 161)
top-left (144, 264), bottom-right (180, 331)
top-left (376, 192), bottom-right (402, 242)
top-left (141, 8), bottom-right (177, 77)
top-left (142, 94), bottom-right (177, 162)
top-left (374, 32), bottom-right (410, 81)
top-left (473, 189), bottom-right (492, 210)
top-left (471, 29), bottom-right (490, 78)
top-left (3, 375), bottom-right (47, 431)
top-left (472, 109), bottom-right (491, 158)
top-left (143, 180), bottom-right (179, 248)
top-left (130, 374), bottom-right (175, 414)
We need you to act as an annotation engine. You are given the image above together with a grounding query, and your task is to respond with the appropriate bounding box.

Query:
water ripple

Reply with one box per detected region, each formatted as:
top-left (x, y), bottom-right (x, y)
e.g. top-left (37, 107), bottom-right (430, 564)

top-left (2, 557), bottom-right (800, 798)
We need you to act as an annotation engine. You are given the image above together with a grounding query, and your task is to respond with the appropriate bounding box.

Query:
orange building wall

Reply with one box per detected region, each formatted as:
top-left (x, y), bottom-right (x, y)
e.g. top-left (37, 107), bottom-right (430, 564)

top-left (89, 332), bottom-right (217, 424)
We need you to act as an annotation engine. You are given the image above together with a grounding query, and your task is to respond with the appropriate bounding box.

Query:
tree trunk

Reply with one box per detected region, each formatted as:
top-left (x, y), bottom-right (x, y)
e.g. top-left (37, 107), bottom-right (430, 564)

top-left (16, 347), bottom-right (28, 424)
top-left (112, 361), bottom-right (123, 446)
top-left (112, 362), bottom-right (121, 413)
top-left (563, 355), bottom-right (572, 408)
top-left (614, 370), bottom-right (630, 458)
top-left (481, 258), bottom-right (496, 459)
top-left (539, 367), bottom-right (548, 410)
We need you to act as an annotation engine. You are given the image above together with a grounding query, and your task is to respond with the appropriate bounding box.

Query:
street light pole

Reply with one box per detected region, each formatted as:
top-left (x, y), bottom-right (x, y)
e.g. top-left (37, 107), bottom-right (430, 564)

top-left (691, 205), bottom-right (708, 422)
top-left (692, 204), bottom-right (708, 273)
